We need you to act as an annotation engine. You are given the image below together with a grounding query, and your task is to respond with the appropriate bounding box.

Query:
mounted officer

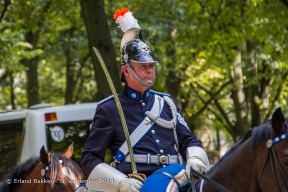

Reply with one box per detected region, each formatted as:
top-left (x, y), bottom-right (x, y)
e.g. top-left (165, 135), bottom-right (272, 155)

top-left (81, 7), bottom-right (209, 192)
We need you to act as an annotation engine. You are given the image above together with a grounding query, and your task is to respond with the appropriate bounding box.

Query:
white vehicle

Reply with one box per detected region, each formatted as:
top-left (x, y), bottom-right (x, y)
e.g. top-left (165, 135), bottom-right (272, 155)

top-left (0, 102), bottom-right (98, 180)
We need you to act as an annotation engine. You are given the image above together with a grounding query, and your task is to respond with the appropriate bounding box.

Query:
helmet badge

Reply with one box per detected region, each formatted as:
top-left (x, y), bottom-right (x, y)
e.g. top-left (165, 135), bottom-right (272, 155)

top-left (138, 40), bottom-right (151, 55)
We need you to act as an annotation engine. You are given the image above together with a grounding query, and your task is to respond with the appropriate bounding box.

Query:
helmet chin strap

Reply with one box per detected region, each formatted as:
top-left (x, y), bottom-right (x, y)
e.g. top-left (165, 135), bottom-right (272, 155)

top-left (126, 64), bottom-right (155, 88)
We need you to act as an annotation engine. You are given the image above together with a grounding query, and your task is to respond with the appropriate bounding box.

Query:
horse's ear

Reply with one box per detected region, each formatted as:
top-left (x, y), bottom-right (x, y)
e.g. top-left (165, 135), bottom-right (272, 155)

top-left (40, 145), bottom-right (50, 166)
top-left (271, 107), bottom-right (286, 134)
top-left (63, 142), bottom-right (74, 159)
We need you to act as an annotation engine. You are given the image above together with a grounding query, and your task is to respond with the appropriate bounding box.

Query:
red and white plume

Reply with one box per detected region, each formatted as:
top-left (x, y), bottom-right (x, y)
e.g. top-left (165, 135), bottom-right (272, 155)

top-left (114, 7), bottom-right (141, 33)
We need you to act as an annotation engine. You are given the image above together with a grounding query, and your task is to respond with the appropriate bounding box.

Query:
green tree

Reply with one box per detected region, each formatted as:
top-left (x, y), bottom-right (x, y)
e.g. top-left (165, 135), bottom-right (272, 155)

top-left (0, 0), bottom-right (287, 149)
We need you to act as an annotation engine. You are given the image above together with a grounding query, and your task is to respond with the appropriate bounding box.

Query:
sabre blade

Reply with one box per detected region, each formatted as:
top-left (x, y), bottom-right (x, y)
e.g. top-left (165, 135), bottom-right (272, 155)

top-left (92, 47), bottom-right (138, 175)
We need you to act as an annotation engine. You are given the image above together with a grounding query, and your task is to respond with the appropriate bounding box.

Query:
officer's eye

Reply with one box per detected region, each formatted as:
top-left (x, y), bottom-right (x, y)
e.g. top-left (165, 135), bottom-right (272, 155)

top-left (140, 66), bottom-right (146, 70)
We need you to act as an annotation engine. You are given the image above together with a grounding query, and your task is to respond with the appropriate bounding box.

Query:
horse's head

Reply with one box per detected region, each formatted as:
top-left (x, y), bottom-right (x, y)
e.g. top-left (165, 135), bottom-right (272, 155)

top-left (258, 107), bottom-right (288, 191)
top-left (39, 143), bottom-right (84, 192)
top-left (190, 107), bottom-right (288, 192)
top-left (0, 143), bottom-right (84, 192)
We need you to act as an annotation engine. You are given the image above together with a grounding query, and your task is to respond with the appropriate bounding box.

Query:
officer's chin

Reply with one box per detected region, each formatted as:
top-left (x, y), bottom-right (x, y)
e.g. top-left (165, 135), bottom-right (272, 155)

top-left (144, 80), bottom-right (153, 86)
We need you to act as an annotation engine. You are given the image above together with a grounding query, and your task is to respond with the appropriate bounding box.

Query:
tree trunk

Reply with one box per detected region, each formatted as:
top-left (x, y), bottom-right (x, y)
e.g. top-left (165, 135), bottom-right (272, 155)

top-left (8, 71), bottom-right (16, 109)
top-left (230, 45), bottom-right (249, 137)
top-left (23, 57), bottom-right (40, 107)
top-left (259, 60), bottom-right (273, 122)
top-left (64, 28), bottom-right (76, 104)
top-left (65, 60), bottom-right (75, 104)
top-left (22, 30), bottom-right (41, 107)
top-left (79, 0), bottom-right (121, 101)
top-left (246, 40), bottom-right (261, 127)
top-left (21, 1), bottom-right (51, 107)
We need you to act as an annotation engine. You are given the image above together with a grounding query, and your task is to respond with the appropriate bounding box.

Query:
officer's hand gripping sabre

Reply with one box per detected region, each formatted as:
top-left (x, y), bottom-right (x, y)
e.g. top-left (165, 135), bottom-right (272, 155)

top-left (93, 47), bottom-right (146, 183)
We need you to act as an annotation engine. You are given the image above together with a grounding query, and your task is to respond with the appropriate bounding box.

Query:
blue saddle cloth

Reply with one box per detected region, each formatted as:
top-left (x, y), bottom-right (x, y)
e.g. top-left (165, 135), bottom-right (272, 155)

top-left (140, 164), bottom-right (191, 192)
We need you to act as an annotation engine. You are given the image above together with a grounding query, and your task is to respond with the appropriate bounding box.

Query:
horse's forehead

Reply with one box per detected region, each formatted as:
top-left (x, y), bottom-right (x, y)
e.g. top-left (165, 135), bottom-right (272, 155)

top-left (61, 166), bottom-right (79, 188)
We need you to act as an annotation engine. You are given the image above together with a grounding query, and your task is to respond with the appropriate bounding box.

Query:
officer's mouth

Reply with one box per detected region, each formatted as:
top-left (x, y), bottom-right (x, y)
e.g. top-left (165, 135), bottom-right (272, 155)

top-left (143, 76), bottom-right (154, 82)
top-left (144, 79), bottom-right (154, 85)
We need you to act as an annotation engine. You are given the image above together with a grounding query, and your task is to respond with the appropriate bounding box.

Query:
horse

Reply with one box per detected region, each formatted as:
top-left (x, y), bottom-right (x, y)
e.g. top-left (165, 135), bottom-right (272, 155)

top-left (141, 107), bottom-right (288, 192)
top-left (0, 143), bottom-right (85, 192)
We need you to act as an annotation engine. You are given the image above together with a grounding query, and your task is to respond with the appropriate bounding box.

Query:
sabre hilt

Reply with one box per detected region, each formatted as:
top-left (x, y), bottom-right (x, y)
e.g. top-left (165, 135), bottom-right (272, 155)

top-left (128, 173), bottom-right (146, 183)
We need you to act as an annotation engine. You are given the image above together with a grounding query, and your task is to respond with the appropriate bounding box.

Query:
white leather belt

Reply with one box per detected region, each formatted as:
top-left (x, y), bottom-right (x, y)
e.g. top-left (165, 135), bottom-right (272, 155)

top-left (125, 154), bottom-right (179, 165)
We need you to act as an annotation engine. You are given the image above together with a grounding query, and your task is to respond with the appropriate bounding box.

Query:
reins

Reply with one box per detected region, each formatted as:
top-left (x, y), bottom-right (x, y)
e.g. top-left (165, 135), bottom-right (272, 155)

top-left (189, 168), bottom-right (234, 192)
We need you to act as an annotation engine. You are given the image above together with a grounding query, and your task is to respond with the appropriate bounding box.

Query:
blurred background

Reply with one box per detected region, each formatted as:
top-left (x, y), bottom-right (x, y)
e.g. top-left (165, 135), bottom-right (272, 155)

top-left (1, 0), bottom-right (288, 164)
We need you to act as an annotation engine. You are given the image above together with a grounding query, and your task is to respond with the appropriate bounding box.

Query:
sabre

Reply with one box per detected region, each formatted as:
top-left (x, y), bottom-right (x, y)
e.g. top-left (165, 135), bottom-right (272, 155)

top-left (93, 47), bottom-right (146, 182)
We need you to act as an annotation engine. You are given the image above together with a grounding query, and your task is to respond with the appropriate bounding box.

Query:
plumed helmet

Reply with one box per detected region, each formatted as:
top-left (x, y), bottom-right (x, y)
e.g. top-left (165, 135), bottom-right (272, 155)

top-left (114, 7), bottom-right (157, 82)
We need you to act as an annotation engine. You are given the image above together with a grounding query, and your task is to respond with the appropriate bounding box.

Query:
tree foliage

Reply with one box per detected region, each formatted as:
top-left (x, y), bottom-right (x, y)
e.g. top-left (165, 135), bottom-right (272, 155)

top-left (0, 0), bottom-right (288, 147)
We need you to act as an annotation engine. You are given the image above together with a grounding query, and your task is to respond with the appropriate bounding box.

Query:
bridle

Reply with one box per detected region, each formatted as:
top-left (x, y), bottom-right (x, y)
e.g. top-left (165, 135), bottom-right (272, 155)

top-left (41, 159), bottom-right (63, 192)
top-left (258, 132), bottom-right (288, 192)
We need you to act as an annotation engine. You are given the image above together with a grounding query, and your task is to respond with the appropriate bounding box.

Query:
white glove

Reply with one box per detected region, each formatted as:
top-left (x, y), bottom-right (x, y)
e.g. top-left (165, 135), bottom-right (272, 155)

top-left (116, 178), bottom-right (143, 192)
top-left (186, 156), bottom-right (208, 179)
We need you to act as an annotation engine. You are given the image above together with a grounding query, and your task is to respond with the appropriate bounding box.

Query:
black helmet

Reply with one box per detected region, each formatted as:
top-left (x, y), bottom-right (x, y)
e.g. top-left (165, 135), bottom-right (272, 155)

top-left (121, 39), bottom-right (157, 65)
top-left (120, 28), bottom-right (157, 82)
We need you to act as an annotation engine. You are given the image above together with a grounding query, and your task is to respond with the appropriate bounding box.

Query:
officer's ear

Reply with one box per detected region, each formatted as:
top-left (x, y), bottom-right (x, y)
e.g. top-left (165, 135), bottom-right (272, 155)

top-left (122, 65), bottom-right (129, 77)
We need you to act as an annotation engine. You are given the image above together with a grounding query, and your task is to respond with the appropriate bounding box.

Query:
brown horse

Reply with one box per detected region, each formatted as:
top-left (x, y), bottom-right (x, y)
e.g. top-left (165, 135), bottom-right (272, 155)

top-left (0, 143), bottom-right (84, 192)
top-left (141, 107), bottom-right (288, 192)
top-left (195, 107), bottom-right (288, 191)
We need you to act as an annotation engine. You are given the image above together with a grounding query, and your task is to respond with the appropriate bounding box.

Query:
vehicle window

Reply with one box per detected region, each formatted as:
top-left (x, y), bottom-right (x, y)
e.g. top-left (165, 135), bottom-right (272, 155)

top-left (46, 121), bottom-right (113, 172)
top-left (0, 120), bottom-right (24, 180)
top-left (46, 121), bottom-right (91, 166)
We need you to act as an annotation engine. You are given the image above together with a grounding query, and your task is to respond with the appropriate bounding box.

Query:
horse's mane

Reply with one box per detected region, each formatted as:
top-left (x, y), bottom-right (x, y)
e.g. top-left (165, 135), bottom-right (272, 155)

top-left (207, 120), bottom-right (271, 174)
top-left (250, 120), bottom-right (271, 146)
top-left (0, 152), bottom-right (83, 191)
top-left (0, 157), bottom-right (40, 192)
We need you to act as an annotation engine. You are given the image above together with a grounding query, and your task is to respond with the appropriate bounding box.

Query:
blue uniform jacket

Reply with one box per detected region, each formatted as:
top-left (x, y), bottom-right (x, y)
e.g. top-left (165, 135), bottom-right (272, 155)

top-left (81, 84), bottom-right (202, 177)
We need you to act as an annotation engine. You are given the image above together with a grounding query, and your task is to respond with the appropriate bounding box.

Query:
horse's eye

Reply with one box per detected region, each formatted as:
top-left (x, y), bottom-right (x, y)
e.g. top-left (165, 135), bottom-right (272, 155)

top-left (282, 158), bottom-right (288, 165)
top-left (55, 180), bottom-right (63, 185)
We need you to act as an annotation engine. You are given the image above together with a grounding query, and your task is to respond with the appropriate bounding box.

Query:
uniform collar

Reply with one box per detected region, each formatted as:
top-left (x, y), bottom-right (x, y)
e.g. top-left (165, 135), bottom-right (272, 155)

top-left (123, 84), bottom-right (151, 102)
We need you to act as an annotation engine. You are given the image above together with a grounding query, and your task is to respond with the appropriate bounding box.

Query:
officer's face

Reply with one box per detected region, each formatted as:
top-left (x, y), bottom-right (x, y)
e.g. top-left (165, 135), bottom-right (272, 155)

top-left (122, 61), bottom-right (156, 87)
